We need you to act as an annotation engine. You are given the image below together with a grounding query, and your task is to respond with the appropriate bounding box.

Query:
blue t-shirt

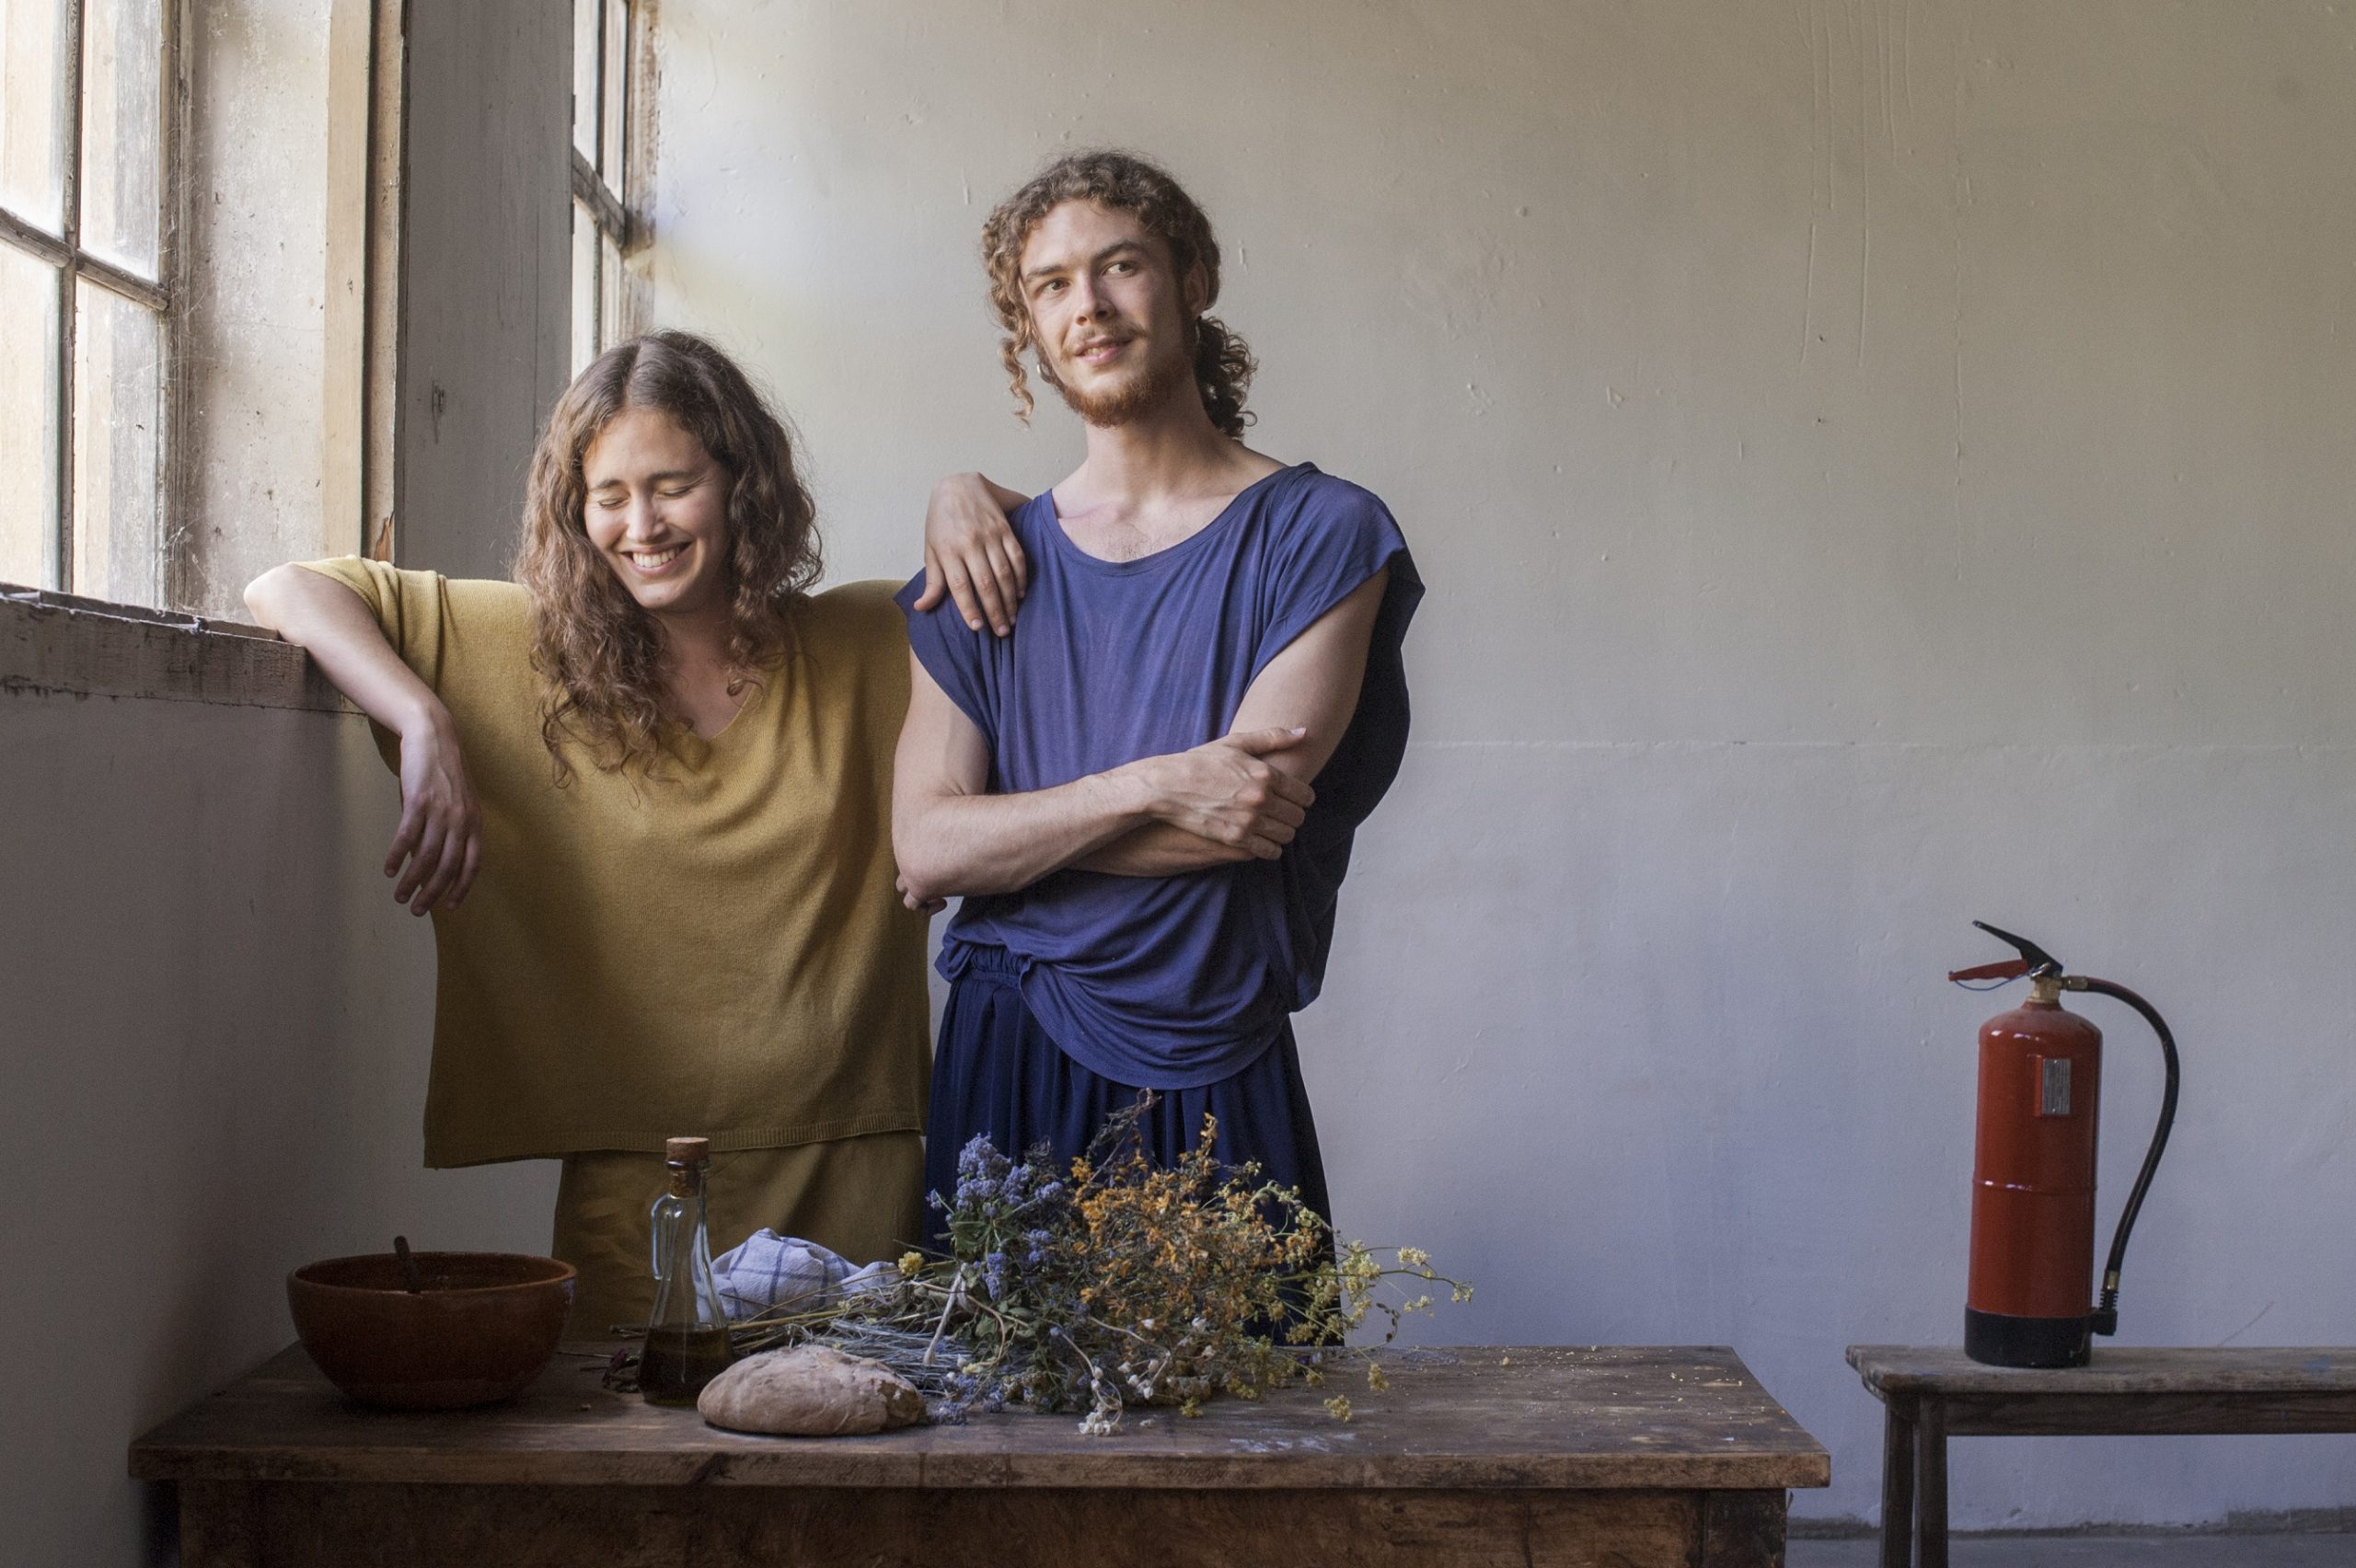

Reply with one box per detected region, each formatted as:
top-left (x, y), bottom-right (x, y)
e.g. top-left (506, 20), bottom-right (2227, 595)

top-left (895, 463), bottom-right (1422, 1090)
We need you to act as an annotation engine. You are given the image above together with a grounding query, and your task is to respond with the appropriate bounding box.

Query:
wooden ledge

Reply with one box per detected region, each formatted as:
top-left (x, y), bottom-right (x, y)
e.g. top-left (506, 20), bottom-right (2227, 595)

top-left (0, 585), bottom-right (347, 712)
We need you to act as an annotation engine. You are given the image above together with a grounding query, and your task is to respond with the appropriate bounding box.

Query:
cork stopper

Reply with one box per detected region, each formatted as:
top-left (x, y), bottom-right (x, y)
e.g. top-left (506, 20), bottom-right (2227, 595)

top-left (664, 1136), bottom-right (711, 1165)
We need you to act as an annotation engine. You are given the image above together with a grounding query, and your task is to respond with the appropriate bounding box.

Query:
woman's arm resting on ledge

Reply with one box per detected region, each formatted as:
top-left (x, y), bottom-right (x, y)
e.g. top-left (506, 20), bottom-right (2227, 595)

top-left (243, 564), bottom-right (483, 914)
top-left (1072, 569), bottom-right (1390, 878)
top-left (890, 652), bottom-right (1316, 905)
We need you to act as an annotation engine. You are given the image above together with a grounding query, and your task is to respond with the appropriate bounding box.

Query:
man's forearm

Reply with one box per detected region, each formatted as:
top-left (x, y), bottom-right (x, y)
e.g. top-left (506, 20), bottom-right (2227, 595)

top-left (895, 767), bottom-right (1157, 902)
top-left (1070, 822), bottom-right (1252, 878)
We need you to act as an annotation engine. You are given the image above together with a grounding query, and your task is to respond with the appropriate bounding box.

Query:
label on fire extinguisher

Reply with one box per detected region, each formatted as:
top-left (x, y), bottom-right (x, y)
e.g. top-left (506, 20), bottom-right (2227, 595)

top-left (2035, 1055), bottom-right (2073, 1117)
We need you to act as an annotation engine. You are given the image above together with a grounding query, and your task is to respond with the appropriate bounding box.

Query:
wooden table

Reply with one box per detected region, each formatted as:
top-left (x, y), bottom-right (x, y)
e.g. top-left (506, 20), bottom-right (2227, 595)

top-left (1847, 1344), bottom-right (2356, 1568)
top-left (133, 1343), bottom-right (1826, 1566)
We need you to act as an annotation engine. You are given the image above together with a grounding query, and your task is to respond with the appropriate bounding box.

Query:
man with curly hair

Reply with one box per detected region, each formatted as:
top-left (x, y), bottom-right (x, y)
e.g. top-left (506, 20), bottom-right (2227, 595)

top-left (895, 151), bottom-right (1425, 1230)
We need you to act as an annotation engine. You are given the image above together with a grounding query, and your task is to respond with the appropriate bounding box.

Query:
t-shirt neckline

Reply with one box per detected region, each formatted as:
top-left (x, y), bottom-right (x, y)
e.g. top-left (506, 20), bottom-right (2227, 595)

top-left (1040, 462), bottom-right (1311, 574)
top-left (664, 633), bottom-right (800, 770)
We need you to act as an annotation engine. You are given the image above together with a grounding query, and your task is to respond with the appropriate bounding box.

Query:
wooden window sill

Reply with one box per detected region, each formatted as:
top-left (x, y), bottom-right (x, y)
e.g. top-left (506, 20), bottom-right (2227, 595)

top-left (1, 584), bottom-right (349, 713)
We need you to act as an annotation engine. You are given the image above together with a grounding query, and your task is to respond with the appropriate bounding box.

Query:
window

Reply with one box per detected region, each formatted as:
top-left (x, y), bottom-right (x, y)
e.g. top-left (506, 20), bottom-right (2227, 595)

top-left (2, 0), bottom-right (180, 606)
top-left (572, 0), bottom-right (645, 375)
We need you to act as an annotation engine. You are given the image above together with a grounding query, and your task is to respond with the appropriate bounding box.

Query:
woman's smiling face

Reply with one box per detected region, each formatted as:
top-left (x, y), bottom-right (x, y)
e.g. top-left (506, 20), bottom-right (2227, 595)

top-left (581, 407), bottom-right (733, 622)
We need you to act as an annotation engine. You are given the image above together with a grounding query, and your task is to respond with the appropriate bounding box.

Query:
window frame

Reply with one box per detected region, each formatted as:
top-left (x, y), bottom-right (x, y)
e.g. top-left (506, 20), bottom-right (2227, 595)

top-left (0, 0), bottom-right (188, 604)
top-left (572, 0), bottom-right (651, 368)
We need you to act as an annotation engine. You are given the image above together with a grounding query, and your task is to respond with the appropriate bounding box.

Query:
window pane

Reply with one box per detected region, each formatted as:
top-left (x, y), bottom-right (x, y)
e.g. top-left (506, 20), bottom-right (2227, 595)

top-left (0, 244), bottom-right (61, 587)
top-left (0, 0), bottom-right (72, 233)
top-left (572, 0), bottom-right (597, 165)
top-left (599, 232), bottom-right (622, 352)
top-left (572, 198), bottom-right (598, 375)
top-left (72, 280), bottom-right (162, 605)
top-left (79, 0), bottom-right (166, 280)
top-left (600, 0), bottom-right (628, 188)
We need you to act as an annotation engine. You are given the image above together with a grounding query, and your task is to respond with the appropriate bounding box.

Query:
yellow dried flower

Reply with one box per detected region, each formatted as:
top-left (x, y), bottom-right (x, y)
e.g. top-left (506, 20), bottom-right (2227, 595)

top-left (786, 1096), bottom-right (1472, 1435)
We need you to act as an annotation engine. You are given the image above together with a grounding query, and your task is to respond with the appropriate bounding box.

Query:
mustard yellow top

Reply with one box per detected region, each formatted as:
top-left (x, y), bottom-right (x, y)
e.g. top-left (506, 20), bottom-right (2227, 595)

top-left (296, 558), bottom-right (930, 1168)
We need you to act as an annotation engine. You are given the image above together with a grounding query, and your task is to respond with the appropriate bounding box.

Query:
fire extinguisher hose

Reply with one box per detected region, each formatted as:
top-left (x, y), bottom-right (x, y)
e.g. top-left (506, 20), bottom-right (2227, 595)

top-left (2066, 976), bottom-right (2183, 1336)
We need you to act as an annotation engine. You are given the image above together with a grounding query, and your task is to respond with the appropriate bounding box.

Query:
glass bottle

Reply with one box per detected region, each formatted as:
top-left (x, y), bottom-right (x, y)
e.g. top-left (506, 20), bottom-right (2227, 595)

top-left (640, 1136), bottom-right (735, 1406)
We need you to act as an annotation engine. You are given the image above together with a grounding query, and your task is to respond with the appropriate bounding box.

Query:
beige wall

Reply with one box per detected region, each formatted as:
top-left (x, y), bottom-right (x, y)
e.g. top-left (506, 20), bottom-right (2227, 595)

top-left (645, 0), bottom-right (2356, 1529)
top-left (0, 689), bottom-right (553, 1563)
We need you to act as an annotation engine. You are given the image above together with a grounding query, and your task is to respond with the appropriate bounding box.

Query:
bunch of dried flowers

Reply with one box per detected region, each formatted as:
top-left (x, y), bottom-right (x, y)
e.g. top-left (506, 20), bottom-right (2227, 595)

top-left (732, 1096), bottom-right (1470, 1433)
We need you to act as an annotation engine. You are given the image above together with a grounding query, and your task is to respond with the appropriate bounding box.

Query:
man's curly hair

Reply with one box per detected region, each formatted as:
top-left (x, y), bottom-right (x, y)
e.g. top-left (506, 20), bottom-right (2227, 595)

top-left (513, 330), bottom-right (821, 781)
top-left (981, 150), bottom-right (1255, 438)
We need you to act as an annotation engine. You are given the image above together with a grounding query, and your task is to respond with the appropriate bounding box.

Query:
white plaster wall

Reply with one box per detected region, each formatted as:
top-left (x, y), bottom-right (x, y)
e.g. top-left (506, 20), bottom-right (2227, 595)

top-left (0, 693), bottom-right (555, 1564)
top-left (645, 0), bottom-right (2356, 1529)
top-left (173, 0), bottom-right (341, 616)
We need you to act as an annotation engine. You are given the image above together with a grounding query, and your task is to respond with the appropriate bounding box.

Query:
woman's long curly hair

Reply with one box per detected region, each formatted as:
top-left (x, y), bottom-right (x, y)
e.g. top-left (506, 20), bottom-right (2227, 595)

top-left (981, 150), bottom-right (1256, 439)
top-left (514, 331), bottom-right (821, 780)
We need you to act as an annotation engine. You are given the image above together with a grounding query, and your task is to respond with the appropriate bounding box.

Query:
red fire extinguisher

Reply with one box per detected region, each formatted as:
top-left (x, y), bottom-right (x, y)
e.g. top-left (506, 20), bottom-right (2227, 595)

top-left (1947, 921), bottom-right (2182, 1368)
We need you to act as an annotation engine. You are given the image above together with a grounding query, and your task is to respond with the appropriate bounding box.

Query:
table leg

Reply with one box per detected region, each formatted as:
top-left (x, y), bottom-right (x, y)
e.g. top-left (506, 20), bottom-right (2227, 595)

top-left (1698, 1489), bottom-right (1787, 1566)
top-left (1913, 1399), bottom-right (1948, 1568)
top-left (178, 1482), bottom-right (262, 1568)
top-left (1879, 1396), bottom-right (1915, 1568)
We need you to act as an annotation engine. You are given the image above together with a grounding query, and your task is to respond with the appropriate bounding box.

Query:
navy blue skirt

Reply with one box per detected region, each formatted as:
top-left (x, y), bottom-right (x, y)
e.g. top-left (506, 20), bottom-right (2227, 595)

top-left (923, 946), bottom-right (1334, 1237)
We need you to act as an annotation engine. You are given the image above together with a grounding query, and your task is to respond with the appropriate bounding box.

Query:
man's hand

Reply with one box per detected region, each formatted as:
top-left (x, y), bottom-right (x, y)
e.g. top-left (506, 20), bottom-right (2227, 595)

top-left (914, 471), bottom-right (1030, 637)
top-left (897, 871), bottom-right (948, 916)
top-left (1123, 727), bottom-right (1316, 859)
top-left (387, 712), bottom-right (482, 915)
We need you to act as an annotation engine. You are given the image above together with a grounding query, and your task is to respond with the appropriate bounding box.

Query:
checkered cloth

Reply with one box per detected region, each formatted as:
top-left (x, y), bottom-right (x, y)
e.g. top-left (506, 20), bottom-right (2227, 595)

top-left (710, 1230), bottom-right (895, 1321)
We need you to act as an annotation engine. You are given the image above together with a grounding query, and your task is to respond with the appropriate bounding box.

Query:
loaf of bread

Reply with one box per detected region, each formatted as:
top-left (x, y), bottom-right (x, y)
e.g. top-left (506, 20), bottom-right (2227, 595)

top-left (697, 1345), bottom-right (926, 1436)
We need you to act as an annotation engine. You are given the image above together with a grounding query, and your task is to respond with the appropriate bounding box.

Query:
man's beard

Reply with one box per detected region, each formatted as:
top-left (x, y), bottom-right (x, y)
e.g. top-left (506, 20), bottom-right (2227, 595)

top-left (1047, 332), bottom-right (1195, 428)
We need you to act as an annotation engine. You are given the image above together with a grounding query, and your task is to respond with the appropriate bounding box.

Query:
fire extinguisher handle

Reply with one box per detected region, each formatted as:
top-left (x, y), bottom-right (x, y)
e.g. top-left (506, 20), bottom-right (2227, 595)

top-left (2063, 975), bottom-right (2183, 1337)
top-left (1970, 919), bottom-right (2065, 976)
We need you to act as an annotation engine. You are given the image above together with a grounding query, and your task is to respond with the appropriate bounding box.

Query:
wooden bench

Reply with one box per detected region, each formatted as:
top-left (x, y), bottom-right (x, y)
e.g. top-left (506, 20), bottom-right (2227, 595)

top-left (133, 1343), bottom-right (1827, 1566)
top-left (1846, 1344), bottom-right (2356, 1568)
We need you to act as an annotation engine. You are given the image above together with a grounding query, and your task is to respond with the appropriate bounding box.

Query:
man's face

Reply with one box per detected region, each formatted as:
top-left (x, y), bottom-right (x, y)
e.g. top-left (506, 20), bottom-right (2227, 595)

top-left (581, 407), bottom-right (733, 622)
top-left (1018, 200), bottom-right (1203, 426)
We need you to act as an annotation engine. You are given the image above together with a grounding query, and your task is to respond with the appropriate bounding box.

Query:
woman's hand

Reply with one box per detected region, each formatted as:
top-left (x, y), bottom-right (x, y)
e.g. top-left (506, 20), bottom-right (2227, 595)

top-left (387, 710), bottom-right (483, 915)
top-left (915, 471), bottom-right (1030, 637)
top-left (1123, 727), bottom-right (1317, 859)
top-left (242, 564), bottom-right (487, 917)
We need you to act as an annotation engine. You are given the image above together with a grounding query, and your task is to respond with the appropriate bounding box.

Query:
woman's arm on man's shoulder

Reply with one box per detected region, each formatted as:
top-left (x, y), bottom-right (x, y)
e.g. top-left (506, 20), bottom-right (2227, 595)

top-left (914, 471), bottom-right (1031, 637)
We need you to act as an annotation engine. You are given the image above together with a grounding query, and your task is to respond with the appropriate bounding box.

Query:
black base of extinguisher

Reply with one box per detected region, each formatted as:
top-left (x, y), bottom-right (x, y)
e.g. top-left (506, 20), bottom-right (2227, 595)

top-left (1965, 1308), bottom-right (2092, 1368)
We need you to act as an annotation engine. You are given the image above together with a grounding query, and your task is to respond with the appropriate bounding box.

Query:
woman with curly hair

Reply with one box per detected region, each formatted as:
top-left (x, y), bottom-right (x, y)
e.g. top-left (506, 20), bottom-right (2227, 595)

top-left (245, 331), bottom-right (1018, 1334)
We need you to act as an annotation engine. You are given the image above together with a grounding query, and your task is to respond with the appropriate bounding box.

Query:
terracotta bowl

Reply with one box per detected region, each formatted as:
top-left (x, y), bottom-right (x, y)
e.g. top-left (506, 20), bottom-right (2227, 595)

top-left (287, 1251), bottom-right (577, 1410)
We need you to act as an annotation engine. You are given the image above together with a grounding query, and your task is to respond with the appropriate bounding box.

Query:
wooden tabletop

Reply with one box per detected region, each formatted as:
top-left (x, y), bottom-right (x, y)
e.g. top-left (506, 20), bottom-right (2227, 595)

top-left (1846, 1345), bottom-right (2356, 1399)
top-left (133, 1343), bottom-right (1828, 1493)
